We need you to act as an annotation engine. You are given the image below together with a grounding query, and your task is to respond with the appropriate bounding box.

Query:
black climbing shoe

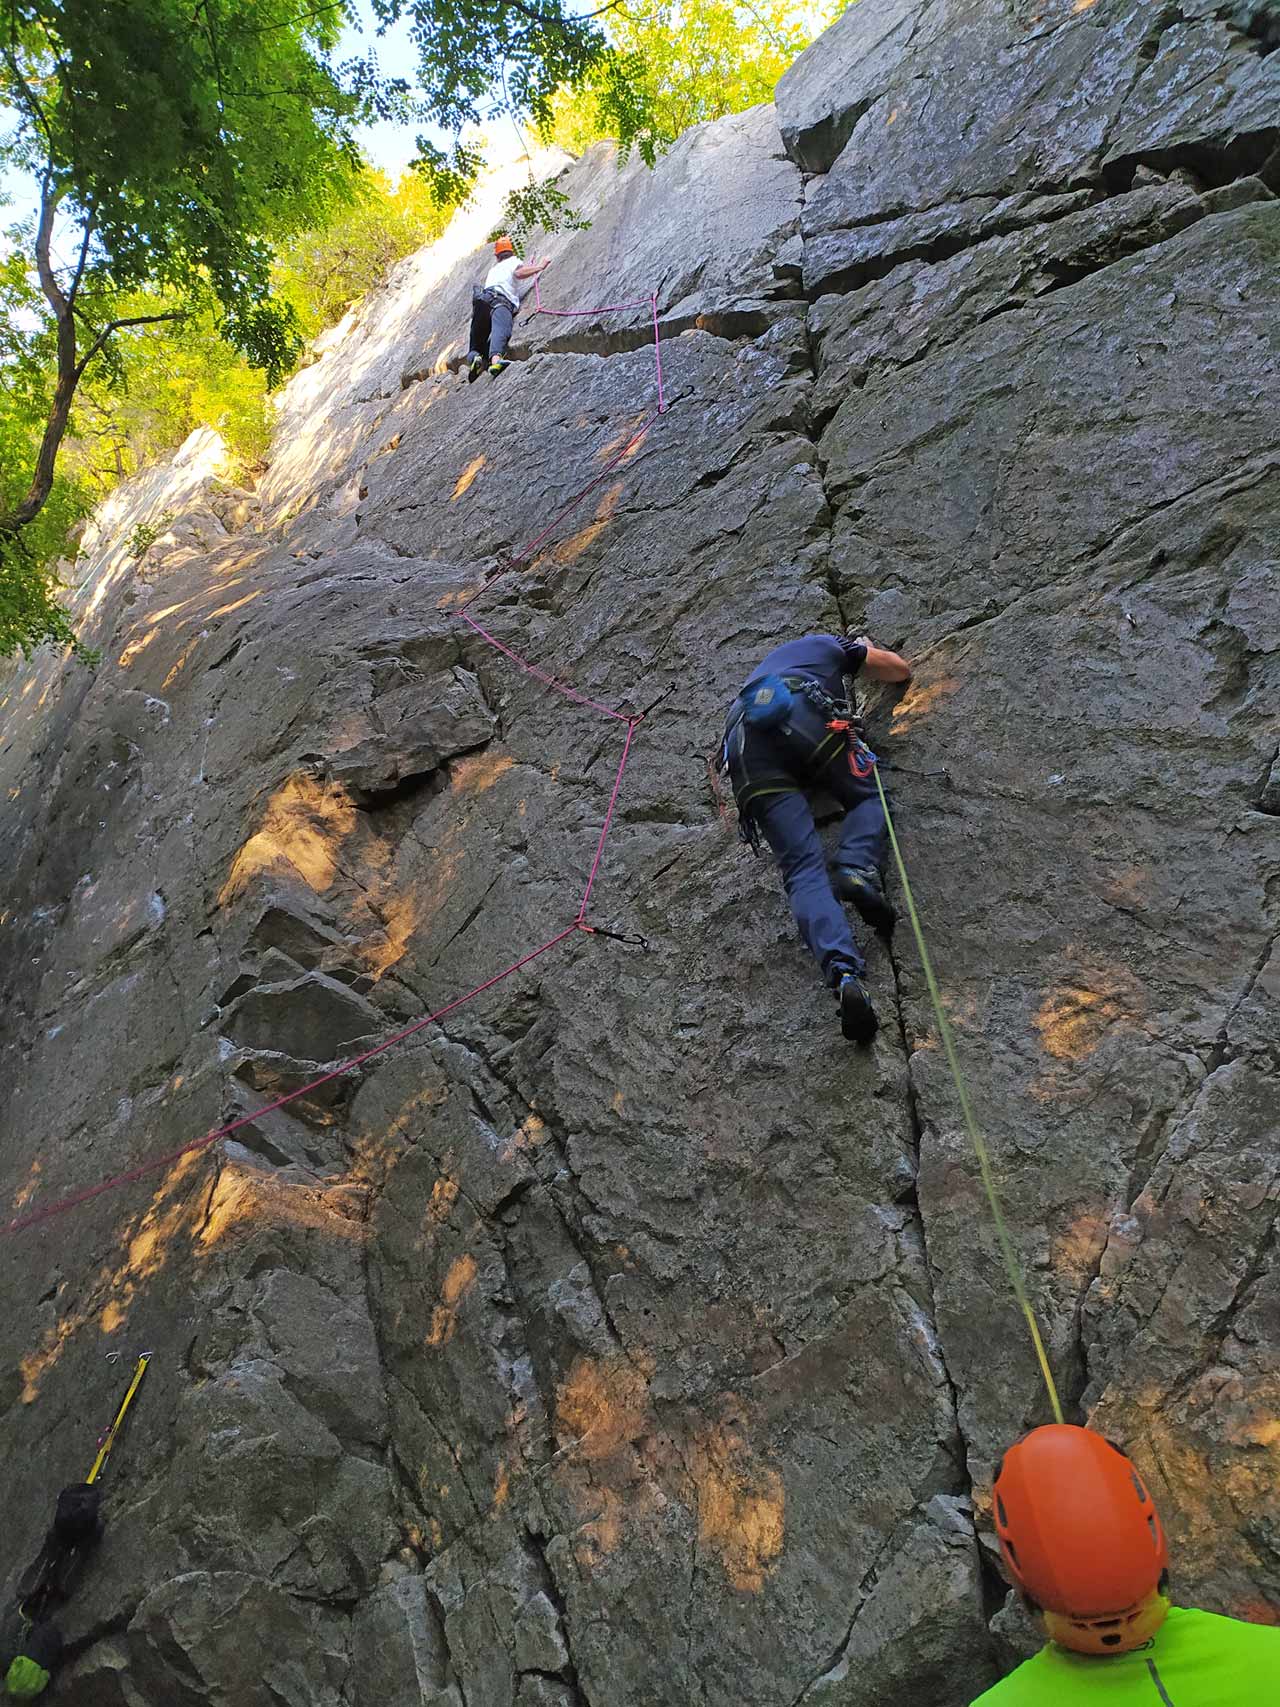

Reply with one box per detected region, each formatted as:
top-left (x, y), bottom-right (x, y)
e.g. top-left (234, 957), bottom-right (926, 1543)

top-left (488, 357), bottom-right (511, 379)
top-left (833, 865), bottom-right (896, 933)
top-left (837, 974), bottom-right (878, 1045)
top-left (467, 354), bottom-right (484, 383)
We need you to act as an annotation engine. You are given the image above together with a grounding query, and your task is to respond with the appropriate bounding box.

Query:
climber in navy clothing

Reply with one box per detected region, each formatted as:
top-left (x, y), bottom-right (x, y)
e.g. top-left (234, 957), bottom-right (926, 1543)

top-left (722, 631), bottom-right (911, 1043)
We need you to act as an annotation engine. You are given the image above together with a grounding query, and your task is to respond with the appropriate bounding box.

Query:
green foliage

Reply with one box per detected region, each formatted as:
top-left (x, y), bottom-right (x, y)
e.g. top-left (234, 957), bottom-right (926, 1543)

top-left (125, 515), bottom-right (172, 559)
top-left (540, 0), bottom-right (839, 158)
top-left (0, 0), bottom-right (370, 375)
top-left (375, 0), bottom-right (618, 200)
top-left (0, 0), bottom-right (377, 655)
top-left (273, 169), bottom-right (455, 340)
top-left (489, 175), bottom-right (592, 247)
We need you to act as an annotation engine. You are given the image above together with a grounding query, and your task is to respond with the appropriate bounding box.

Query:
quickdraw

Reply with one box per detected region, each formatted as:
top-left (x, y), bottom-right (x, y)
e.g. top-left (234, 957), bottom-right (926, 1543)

top-left (826, 717), bottom-right (878, 781)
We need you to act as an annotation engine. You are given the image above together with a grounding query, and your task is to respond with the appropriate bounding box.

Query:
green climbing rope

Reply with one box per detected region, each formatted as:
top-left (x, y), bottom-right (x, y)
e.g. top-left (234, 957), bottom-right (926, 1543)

top-left (873, 763), bottom-right (1065, 1425)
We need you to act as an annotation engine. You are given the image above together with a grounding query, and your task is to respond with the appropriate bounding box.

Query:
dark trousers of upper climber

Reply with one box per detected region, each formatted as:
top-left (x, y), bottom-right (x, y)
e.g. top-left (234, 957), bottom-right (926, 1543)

top-left (727, 693), bottom-right (887, 988)
top-left (468, 286), bottom-right (515, 364)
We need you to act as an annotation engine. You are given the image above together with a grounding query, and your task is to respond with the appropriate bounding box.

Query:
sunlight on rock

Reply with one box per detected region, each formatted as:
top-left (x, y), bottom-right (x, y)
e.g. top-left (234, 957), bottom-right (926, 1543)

top-left (10, 1157), bottom-right (42, 1213)
top-left (451, 752), bottom-right (515, 797)
top-left (162, 636), bottom-right (203, 689)
top-left (890, 674), bottom-right (960, 734)
top-left (197, 1165), bottom-right (365, 1248)
top-left (594, 418), bottom-right (649, 466)
top-left (452, 455), bottom-right (487, 500)
top-left (1051, 1209), bottom-right (1110, 1286)
top-left (426, 1253), bottom-right (479, 1348)
top-left (1034, 960), bottom-right (1143, 1061)
top-left (691, 1418), bottom-right (785, 1594)
top-left (118, 627), bottom-right (160, 669)
top-left (426, 1174), bottom-right (460, 1225)
top-left (20, 1152), bottom-right (206, 1404)
top-left (363, 889), bottom-right (425, 979)
top-left (556, 1353), bottom-right (652, 1461)
top-left (207, 590), bottom-right (263, 621)
top-left (218, 774), bottom-right (358, 905)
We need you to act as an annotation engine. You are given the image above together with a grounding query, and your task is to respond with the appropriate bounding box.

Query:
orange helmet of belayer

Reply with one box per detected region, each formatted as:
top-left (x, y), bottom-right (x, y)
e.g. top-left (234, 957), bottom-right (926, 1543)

top-left (992, 1424), bottom-right (1170, 1656)
top-left (494, 235), bottom-right (516, 258)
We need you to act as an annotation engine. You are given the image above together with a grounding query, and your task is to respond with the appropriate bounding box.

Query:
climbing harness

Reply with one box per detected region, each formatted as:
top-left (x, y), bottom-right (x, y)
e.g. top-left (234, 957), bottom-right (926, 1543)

top-left (871, 761), bottom-right (1064, 1423)
top-left (720, 674), bottom-right (873, 852)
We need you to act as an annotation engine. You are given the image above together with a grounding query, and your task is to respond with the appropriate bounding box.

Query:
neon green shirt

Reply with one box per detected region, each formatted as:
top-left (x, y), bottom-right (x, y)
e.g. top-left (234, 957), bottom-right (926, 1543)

top-left (971, 1607), bottom-right (1280, 1704)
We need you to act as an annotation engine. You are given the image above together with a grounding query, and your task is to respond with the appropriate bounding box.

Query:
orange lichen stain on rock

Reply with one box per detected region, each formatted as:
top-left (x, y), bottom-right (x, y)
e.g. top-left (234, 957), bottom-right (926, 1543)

top-left (494, 1460), bottom-right (512, 1508)
top-left (162, 635), bottom-right (203, 689)
top-left (1034, 976), bottom-right (1137, 1062)
top-left (219, 774), bottom-right (358, 904)
top-left (433, 340), bottom-right (459, 378)
top-left (890, 673), bottom-right (961, 734)
top-left (887, 106), bottom-right (899, 124)
top-left (594, 418), bottom-right (648, 466)
top-left (611, 1089), bottom-right (625, 1115)
top-left (427, 1175), bottom-right (460, 1224)
top-left (21, 1152), bottom-right (207, 1404)
top-left (198, 1165), bottom-right (365, 1249)
top-left (1074, 0), bottom-right (1098, 12)
top-left (452, 455), bottom-right (487, 500)
top-left (500, 1112), bottom-right (548, 1164)
top-left (452, 751), bottom-right (514, 798)
top-left (1231, 1597), bottom-right (1280, 1625)
top-left (1051, 1209), bottom-right (1110, 1285)
top-left (11, 1157), bottom-right (43, 1214)
top-left (556, 1353), bottom-right (652, 1462)
top-left (426, 1253), bottom-right (479, 1348)
top-left (691, 1419), bottom-right (785, 1593)
top-left (363, 888), bottom-right (424, 979)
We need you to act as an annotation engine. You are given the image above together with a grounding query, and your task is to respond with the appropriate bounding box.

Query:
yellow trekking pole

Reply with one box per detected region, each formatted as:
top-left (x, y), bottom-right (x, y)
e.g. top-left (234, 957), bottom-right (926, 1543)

top-left (86, 1354), bottom-right (150, 1485)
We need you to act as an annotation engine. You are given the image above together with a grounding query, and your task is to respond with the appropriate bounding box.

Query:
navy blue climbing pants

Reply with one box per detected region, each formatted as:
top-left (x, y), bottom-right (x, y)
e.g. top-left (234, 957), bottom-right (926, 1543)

top-left (468, 287), bottom-right (515, 363)
top-left (758, 779), bottom-right (886, 987)
top-left (729, 692), bottom-right (888, 988)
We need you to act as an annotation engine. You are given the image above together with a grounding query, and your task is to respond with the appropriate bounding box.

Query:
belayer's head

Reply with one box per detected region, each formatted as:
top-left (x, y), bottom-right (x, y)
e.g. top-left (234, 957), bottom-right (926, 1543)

top-left (993, 1424), bottom-right (1170, 1657)
top-left (494, 235), bottom-right (516, 259)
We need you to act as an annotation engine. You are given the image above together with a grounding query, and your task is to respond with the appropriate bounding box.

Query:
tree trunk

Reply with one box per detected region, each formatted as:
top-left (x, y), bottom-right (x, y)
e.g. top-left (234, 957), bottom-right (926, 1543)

top-left (0, 176), bottom-right (78, 539)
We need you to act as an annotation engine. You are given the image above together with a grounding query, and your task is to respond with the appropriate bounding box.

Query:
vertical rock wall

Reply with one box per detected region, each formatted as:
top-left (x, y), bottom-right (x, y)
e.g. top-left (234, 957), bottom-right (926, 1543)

top-left (0, 4), bottom-right (1276, 1702)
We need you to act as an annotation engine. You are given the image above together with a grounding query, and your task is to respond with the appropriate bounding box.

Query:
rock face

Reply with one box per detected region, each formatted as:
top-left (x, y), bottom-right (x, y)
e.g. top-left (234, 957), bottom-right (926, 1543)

top-left (1, 3), bottom-right (1277, 1703)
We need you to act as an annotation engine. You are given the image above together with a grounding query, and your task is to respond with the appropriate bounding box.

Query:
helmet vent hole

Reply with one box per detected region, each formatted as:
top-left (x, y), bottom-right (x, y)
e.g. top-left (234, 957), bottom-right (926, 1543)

top-left (996, 1494), bottom-right (1008, 1527)
top-left (1148, 1515), bottom-right (1159, 1547)
top-left (1101, 1634), bottom-right (1122, 1647)
top-left (1004, 1538), bottom-right (1018, 1566)
top-left (1131, 1471), bottom-right (1148, 1503)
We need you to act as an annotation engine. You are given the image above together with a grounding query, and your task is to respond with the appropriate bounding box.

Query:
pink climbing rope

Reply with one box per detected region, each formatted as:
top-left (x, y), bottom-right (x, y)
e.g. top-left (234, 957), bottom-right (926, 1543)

top-left (507, 408), bottom-right (660, 569)
top-left (458, 612), bottom-right (631, 722)
top-left (2, 927), bottom-right (582, 1239)
top-left (532, 277), bottom-right (653, 317)
top-left (577, 718), bottom-right (640, 922)
top-left (3, 279), bottom-right (667, 1242)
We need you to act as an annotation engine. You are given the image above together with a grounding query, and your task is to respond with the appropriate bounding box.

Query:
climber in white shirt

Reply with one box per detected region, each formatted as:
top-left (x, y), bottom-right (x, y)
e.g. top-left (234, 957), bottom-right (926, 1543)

top-left (467, 236), bottom-right (551, 382)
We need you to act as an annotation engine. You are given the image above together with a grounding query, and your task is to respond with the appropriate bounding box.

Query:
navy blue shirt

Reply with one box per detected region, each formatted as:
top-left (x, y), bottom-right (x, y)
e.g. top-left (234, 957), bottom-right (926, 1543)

top-left (744, 634), bottom-right (867, 704)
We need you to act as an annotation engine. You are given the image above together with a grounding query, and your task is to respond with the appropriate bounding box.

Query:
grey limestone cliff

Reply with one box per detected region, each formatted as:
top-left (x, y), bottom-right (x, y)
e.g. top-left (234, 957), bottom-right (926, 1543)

top-left (0, 2), bottom-right (1277, 1702)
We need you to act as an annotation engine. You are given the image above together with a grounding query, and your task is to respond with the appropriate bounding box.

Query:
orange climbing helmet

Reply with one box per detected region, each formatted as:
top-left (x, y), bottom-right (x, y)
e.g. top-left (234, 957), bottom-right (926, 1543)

top-left (993, 1425), bottom-right (1169, 1651)
top-left (989, 1427), bottom-right (1174, 1625)
top-left (494, 235), bottom-right (516, 258)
